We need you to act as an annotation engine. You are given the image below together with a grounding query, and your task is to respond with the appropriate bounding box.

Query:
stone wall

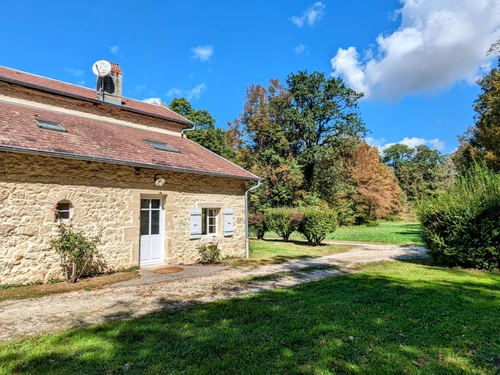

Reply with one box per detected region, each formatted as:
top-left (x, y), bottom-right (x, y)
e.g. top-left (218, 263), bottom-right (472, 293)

top-left (0, 152), bottom-right (247, 285)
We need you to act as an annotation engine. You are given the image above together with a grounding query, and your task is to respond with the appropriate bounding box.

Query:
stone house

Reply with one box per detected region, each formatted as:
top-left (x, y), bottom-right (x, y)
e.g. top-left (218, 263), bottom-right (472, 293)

top-left (0, 61), bottom-right (259, 285)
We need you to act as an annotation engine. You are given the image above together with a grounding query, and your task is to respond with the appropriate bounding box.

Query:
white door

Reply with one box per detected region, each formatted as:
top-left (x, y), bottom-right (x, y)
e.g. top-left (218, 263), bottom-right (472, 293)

top-left (140, 197), bottom-right (164, 266)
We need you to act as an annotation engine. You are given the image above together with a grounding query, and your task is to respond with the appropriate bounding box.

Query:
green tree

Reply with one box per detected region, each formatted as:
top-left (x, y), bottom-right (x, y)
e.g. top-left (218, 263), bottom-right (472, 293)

top-left (238, 72), bottom-right (366, 210)
top-left (470, 61), bottom-right (500, 171)
top-left (169, 98), bottom-right (235, 161)
top-left (455, 40), bottom-right (500, 172)
top-left (382, 144), bottom-right (449, 202)
top-left (283, 71), bottom-right (366, 192)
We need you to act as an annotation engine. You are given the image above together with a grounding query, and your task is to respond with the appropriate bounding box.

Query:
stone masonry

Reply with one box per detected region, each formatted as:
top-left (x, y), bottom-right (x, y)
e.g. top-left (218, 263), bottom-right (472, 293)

top-left (0, 152), bottom-right (247, 285)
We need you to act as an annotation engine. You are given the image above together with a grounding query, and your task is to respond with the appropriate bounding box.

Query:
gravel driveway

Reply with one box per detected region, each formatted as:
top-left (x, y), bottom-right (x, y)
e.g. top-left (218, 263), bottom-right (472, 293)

top-left (0, 242), bottom-right (427, 342)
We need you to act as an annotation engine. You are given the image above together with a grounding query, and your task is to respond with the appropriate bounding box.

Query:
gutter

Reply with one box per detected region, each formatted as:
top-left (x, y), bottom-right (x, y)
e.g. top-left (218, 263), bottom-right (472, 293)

top-left (245, 179), bottom-right (262, 258)
top-left (0, 145), bottom-right (260, 181)
top-left (181, 123), bottom-right (196, 138)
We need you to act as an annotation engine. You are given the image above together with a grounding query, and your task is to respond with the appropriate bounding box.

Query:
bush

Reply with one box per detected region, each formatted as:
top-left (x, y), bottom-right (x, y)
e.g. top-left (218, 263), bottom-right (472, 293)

top-left (249, 214), bottom-right (267, 240)
top-left (197, 240), bottom-right (221, 264)
top-left (265, 208), bottom-right (302, 241)
top-left (299, 208), bottom-right (337, 245)
top-left (50, 225), bottom-right (101, 283)
top-left (418, 165), bottom-right (500, 270)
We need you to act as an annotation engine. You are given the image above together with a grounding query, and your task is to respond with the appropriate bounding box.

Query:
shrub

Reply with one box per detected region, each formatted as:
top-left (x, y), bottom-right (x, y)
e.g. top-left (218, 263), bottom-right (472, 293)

top-left (249, 214), bottom-right (267, 240)
top-left (418, 165), bottom-right (500, 270)
top-left (197, 240), bottom-right (221, 264)
top-left (265, 208), bottom-right (302, 241)
top-left (50, 225), bottom-right (101, 283)
top-left (299, 208), bottom-right (337, 245)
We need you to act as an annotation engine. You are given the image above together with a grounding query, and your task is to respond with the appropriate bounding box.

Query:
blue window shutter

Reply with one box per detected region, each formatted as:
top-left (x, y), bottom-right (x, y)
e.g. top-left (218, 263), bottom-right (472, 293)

top-left (224, 208), bottom-right (234, 237)
top-left (190, 208), bottom-right (202, 239)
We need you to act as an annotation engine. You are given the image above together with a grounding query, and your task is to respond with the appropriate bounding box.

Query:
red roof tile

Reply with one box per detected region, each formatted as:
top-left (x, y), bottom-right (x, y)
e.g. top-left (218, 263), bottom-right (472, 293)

top-left (0, 101), bottom-right (259, 181)
top-left (0, 66), bottom-right (193, 126)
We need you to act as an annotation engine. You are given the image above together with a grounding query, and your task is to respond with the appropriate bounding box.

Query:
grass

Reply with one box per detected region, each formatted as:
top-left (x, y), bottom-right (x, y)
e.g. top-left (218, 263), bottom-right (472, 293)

top-left (225, 240), bottom-right (353, 266)
top-left (0, 271), bottom-right (139, 302)
top-left (266, 221), bottom-right (424, 246)
top-left (1, 260), bottom-right (499, 374)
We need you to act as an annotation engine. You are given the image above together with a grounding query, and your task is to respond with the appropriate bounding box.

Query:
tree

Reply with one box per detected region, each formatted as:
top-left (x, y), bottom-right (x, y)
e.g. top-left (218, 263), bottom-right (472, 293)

top-left (455, 39), bottom-right (500, 172)
top-left (169, 98), bottom-right (235, 161)
top-left (238, 71), bottom-right (366, 209)
top-left (382, 144), bottom-right (449, 202)
top-left (469, 61), bottom-right (500, 171)
top-left (348, 143), bottom-right (404, 221)
top-left (282, 71), bottom-right (366, 192)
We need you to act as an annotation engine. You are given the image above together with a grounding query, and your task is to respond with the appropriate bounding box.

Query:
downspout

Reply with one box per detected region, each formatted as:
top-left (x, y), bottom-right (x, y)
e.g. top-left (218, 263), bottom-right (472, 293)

top-left (181, 123), bottom-right (196, 138)
top-left (245, 179), bottom-right (262, 258)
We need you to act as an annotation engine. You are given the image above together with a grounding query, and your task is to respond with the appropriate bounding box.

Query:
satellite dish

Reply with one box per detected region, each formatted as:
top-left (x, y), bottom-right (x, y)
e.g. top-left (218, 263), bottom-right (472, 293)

top-left (92, 60), bottom-right (112, 77)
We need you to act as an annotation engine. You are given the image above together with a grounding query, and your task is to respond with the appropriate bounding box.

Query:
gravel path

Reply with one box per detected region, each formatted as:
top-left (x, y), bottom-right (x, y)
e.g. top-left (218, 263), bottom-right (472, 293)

top-left (0, 243), bottom-right (427, 342)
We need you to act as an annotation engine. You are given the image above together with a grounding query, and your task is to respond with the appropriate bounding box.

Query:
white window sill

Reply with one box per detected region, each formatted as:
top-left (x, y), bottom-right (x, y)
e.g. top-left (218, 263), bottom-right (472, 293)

top-left (200, 234), bottom-right (221, 241)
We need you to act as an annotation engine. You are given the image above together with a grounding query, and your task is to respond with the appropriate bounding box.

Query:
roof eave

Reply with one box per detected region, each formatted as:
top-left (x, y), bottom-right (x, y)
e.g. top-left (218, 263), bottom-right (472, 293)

top-left (0, 145), bottom-right (260, 182)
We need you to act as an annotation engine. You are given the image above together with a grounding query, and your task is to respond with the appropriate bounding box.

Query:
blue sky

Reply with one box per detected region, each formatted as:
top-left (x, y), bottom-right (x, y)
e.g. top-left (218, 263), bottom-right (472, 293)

top-left (1, 0), bottom-right (499, 154)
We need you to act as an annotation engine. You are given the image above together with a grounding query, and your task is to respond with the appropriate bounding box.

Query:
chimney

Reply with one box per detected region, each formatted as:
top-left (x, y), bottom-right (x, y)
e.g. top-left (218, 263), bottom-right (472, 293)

top-left (96, 61), bottom-right (122, 105)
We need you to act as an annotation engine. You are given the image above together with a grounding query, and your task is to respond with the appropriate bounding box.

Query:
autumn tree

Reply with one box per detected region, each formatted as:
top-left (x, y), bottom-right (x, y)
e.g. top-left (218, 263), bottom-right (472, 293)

top-left (169, 98), bottom-right (235, 161)
top-left (347, 143), bottom-right (403, 222)
top-left (237, 81), bottom-right (304, 210)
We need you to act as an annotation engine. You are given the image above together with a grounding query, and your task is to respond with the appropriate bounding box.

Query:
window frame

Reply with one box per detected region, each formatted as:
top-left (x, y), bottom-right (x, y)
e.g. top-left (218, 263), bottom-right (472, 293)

top-left (37, 120), bottom-right (67, 133)
top-left (55, 201), bottom-right (72, 223)
top-left (202, 208), bottom-right (219, 235)
top-left (144, 139), bottom-right (180, 153)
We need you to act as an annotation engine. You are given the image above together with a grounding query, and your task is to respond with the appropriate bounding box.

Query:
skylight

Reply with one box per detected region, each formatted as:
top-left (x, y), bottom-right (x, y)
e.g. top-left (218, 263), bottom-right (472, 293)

top-left (37, 120), bottom-right (66, 132)
top-left (145, 140), bottom-right (179, 153)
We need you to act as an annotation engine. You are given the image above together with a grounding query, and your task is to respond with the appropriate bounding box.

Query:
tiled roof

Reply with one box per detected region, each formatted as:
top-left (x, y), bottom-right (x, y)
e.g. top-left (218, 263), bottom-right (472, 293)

top-left (0, 66), bottom-right (193, 126)
top-left (0, 101), bottom-right (259, 181)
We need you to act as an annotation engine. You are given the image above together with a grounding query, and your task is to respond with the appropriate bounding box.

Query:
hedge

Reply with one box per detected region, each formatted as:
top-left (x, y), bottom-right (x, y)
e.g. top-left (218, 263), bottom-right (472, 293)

top-left (418, 165), bottom-right (500, 270)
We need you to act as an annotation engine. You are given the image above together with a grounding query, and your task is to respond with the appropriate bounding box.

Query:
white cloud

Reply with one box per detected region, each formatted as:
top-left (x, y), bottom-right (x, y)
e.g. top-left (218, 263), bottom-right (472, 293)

top-left (65, 67), bottom-right (84, 77)
top-left (365, 137), bottom-right (387, 149)
top-left (166, 88), bottom-right (182, 97)
top-left (77, 80), bottom-right (85, 86)
top-left (110, 45), bottom-right (120, 54)
top-left (142, 98), bottom-right (163, 105)
top-left (293, 44), bottom-right (308, 54)
top-left (291, 2), bottom-right (326, 27)
top-left (331, 47), bottom-right (369, 95)
top-left (190, 45), bottom-right (214, 62)
top-left (165, 84), bottom-right (207, 100)
top-left (428, 138), bottom-right (445, 150)
top-left (331, 0), bottom-right (500, 101)
top-left (367, 136), bottom-right (445, 152)
top-left (186, 83), bottom-right (207, 100)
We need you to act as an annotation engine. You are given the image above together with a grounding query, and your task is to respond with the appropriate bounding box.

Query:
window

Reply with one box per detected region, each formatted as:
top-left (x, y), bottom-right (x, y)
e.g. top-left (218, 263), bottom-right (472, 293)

top-left (190, 207), bottom-right (233, 239)
top-left (144, 140), bottom-right (179, 153)
top-left (140, 198), bottom-right (161, 236)
top-left (202, 208), bottom-right (219, 235)
top-left (37, 120), bottom-right (66, 132)
top-left (54, 201), bottom-right (72, 222)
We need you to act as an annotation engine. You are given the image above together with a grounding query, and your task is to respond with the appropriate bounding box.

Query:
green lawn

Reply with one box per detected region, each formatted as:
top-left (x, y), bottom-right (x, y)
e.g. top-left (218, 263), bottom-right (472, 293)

top-left (2, 260), bottom-right (499, 374)
top-left (226, 240), bottom-right (353, 266)
top-left (266, 221), bottom-right (424, 246)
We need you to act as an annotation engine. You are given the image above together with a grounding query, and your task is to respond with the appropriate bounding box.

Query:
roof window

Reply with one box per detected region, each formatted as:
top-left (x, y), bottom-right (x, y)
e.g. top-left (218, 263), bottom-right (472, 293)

top-left (145, 140), bottom-right (179, 153)
top-left (37, 120), bottom-right (66, 132)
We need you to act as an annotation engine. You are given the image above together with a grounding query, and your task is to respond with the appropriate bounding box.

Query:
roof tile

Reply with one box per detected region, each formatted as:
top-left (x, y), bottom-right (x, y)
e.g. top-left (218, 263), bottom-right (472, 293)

top-left (0, 66), bottom-right (192, 125)
top-left (0, 101), bottom-right (258, 181)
